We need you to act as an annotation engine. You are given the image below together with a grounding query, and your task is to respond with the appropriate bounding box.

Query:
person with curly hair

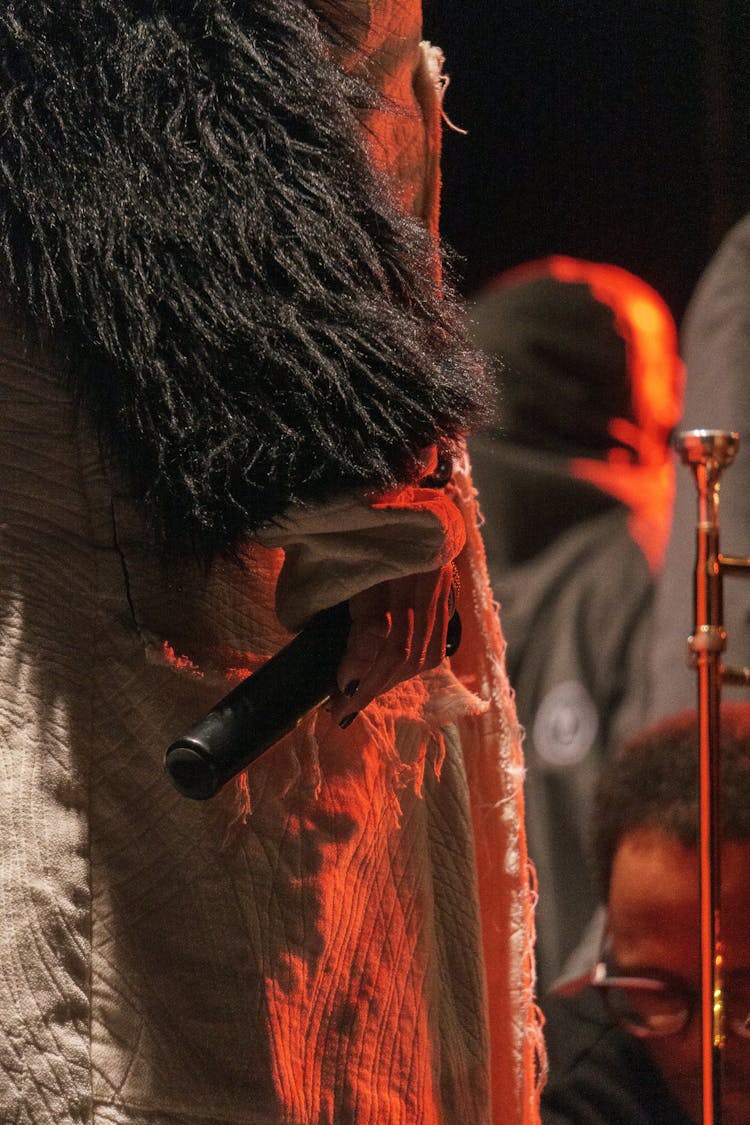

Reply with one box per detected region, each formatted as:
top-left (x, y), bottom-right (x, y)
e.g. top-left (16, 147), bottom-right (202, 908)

top-left (541, 704), bottom-right (750, 1125)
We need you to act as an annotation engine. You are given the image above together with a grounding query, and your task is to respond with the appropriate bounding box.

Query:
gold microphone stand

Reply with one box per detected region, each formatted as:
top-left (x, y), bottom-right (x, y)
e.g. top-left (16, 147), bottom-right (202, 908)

top-left (676, 429), bottom-right (750, 1125)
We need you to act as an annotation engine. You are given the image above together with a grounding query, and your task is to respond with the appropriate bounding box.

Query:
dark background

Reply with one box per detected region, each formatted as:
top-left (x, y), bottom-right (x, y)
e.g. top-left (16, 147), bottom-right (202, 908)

top-left (424, 1), bottom-right (750, 324)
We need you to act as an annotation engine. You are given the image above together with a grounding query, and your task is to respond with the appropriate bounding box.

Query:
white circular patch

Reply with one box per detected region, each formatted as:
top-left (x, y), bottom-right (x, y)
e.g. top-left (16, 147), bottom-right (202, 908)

top-left (531, 680), bottom-right (599, 768)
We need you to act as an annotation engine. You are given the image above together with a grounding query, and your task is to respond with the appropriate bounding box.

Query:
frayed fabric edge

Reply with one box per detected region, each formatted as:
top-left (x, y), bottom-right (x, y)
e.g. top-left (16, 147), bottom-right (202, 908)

top-left (225, 658), bottom-right (490, 829)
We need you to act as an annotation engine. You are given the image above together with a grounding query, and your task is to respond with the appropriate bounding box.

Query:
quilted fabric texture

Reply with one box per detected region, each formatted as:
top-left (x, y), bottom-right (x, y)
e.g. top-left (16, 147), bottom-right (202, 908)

top-left (0, 307), bottom-right (521, 1123)
top-left (0, 4), bottom-right (540, 1122)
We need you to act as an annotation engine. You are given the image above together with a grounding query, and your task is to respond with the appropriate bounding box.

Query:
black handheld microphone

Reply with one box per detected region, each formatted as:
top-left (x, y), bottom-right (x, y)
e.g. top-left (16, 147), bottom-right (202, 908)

top-left (164, 601), bottom-right (461, 801)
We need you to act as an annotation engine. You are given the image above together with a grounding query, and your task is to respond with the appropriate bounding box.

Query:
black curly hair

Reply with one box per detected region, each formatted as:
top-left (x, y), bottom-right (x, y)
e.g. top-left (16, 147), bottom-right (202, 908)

top-left (593, 703), bottom-right (750, 899)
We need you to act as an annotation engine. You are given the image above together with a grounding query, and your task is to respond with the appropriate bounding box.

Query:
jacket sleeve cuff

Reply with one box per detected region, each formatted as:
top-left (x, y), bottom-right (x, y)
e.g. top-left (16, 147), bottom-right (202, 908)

top-left (256, 486), bottom-right (466, 632)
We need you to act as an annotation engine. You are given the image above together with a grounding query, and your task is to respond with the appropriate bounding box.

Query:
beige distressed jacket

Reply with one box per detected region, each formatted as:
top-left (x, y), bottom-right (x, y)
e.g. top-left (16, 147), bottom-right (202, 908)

top-left (0, 6), bottom-right (541, 1122)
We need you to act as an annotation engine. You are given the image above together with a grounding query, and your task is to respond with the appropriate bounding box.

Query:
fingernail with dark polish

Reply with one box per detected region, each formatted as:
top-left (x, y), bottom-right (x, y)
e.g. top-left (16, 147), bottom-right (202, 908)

top-left (339, 712), bottom-right (358, 730)
top-left (344, 679), bottom-right (360, 698)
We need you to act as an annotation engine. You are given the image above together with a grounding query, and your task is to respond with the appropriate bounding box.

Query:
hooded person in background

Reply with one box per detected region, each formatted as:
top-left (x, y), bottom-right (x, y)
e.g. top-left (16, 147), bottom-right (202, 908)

top-left (468, 257), bottom-right (684, 993)
top-left (0, 3), bottom-right (541, 1123)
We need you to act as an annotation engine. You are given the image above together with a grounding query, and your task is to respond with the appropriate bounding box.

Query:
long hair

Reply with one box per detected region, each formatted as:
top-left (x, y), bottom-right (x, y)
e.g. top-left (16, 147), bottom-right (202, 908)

top-left (0, 0), bottom-right (487, 556)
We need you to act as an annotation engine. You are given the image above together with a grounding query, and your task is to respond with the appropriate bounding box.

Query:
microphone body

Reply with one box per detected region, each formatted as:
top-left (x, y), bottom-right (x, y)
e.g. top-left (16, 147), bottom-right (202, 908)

top-left (165, 602), bottom-right (461, 801)
top-left (165, 602), bottom-right (350, 800)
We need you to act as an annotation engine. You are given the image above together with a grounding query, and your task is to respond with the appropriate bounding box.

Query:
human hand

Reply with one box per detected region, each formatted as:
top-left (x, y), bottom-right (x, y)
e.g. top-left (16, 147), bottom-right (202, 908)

top-left (327, 563), bottom-right (455, 728)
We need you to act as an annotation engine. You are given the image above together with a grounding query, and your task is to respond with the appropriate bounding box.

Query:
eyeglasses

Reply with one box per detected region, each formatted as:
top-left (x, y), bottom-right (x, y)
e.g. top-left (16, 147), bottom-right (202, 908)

top-left (592, 954), bottom-right (750, 1041)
